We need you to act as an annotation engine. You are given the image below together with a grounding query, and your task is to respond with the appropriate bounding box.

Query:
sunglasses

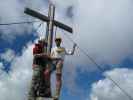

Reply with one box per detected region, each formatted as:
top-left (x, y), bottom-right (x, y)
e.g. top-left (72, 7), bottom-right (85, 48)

top-left (55, 39), bottom-right (61, 42)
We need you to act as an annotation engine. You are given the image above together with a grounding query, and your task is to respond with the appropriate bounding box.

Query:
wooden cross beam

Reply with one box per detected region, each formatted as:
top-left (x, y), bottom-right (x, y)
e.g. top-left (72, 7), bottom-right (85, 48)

top-left (24, 8), bottom-right (73, 33)
top-left (24, 3), bottom-right (73, 53)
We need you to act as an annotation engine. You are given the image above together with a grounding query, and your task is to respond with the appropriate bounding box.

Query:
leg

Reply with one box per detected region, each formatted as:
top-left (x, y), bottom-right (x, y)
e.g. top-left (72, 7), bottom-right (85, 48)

top-left (42, 64), bottom-right (51, 97)
top-left (28, 67), bottom-right (41, 100)
top-left (44, 64), bottom-right (51, 81)
top-left (54, 60), bottom-right (63, 99)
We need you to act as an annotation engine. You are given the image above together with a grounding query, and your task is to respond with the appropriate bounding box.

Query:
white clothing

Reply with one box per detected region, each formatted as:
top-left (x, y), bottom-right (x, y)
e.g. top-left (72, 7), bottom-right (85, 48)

top-left (51, 46), bottom-right (73, 60)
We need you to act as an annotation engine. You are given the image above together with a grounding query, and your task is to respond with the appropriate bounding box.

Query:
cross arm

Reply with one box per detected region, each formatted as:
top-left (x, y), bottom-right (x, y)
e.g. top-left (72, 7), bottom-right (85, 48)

top-left (24, 8), bottom-right (73, 33)
top-left (24, 8), bottom-right (49, 22)
top-left (54, 20), bottom-right (73, 33)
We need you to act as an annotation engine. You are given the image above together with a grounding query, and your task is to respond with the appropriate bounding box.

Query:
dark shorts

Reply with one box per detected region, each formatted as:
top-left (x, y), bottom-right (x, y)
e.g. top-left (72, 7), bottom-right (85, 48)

top-left (50, 59), bottom-right (63, 73)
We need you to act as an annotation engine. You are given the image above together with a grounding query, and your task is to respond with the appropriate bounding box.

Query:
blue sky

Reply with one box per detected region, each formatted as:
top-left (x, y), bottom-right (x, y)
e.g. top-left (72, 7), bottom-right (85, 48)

top-left (0, 0), bottom-right (133, 100)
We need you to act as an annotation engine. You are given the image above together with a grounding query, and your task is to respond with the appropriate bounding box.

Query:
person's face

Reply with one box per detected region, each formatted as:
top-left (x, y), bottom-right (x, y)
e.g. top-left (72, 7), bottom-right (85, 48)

top-left (39, 41), bottom-right (47, 47)
top-left (55, 40), bottom-right (61, 47)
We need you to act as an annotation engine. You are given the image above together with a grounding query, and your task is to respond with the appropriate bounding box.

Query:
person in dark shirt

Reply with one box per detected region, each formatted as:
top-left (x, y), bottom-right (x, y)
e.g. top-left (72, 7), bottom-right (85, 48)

top-left (28, 38), bottom-right (52, 100)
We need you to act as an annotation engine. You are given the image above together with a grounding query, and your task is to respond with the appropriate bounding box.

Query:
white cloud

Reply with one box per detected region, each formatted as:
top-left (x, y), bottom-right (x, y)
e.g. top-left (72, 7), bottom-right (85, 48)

top-left (0, 62), bottom-right (4, 75)
top-left (0, 0), bottom-right (48, 41)
top-left (0, 49), bottom-right (15, 62)
top-left (90, 68), bottom-right (133, 100)
top-left (0, 0), bottom-right (30, 40)
top-left (0, 43), bottom-right (33, 100)
top-left (0, 62), bottom-right (4, 69)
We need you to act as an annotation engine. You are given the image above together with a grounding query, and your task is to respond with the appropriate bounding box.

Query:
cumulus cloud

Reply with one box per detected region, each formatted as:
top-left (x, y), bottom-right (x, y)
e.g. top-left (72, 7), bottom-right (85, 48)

top-left (0, 62), bottom-right (4, 74)
top-left (0, 0), bottom-right (30, 40)
top-left (0, 62), bottom-right (4, 68)
top-left (0, 43), bottom-right (33, 100)
top-left (90, 68), bottom-right (133, 100)
top-left (0, 49), bottom-right (15, 62)
top-left (0, 0), bottom-right (48, 41)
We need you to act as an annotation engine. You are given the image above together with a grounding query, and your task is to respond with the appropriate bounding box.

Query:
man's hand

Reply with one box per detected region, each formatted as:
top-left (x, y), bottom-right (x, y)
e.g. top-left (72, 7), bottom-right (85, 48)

top-left (73, 43), bottom-right (77, 49)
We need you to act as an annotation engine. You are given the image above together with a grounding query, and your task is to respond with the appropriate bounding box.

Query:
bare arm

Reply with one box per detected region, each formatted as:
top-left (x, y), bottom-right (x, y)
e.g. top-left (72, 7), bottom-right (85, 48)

top-left (65, 43), bottom-right (77, 55)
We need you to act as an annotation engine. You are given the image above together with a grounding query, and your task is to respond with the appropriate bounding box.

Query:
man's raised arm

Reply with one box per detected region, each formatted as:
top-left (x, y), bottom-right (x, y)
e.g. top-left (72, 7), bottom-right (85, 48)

top-left (65, 43), bottom-right (77, 55)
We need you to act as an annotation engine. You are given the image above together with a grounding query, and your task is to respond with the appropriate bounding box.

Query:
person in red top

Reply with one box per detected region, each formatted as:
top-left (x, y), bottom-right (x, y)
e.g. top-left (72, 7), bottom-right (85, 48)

top-left (32, 39), bottom-right (48, 69)
top-left (28, 38), bottom-right (52, 100)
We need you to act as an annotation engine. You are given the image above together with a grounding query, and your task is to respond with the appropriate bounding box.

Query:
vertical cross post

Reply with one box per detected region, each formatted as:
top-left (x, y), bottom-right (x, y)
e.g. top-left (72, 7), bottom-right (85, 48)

top-left (47, 3), bottom-right (55, 54)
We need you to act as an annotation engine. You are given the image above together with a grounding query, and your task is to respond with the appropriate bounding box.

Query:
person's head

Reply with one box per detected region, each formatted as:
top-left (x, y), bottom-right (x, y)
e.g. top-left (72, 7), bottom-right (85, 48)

top-left (55, 37), bottom-right (62, 47)
top-left (38, 38), bottom-right (47, 47)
